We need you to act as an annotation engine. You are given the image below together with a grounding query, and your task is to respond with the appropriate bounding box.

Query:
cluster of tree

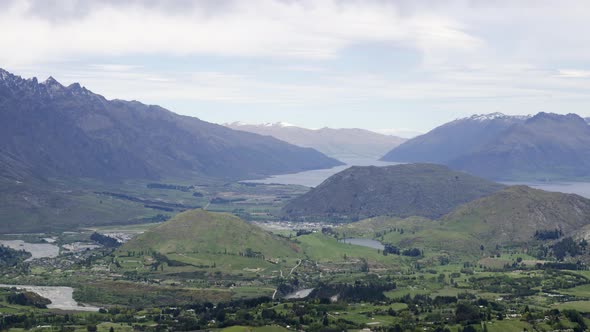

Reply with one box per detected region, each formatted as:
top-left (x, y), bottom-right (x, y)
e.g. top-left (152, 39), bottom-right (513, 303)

top-left (210, 197), bottom-right (247, 204)
top-left (309, 281), bottom-right (396, 302)
top-left (151, 252), bottom-right (191, 270)
top-left (7, 291), bottom-right (51, 308)
top-left (0, 245), bottom-right (31, 267)
top-left (296, 229), bottom-right (313, 236)
top-left (383, 244), bottom-right (400, 255)
top-left (141, 214), bottom-right (170, 223)
top-left (143, 204), bottom-right (174, 212)
top-left (90, 232), bottom-right (121, 248)
top-left (241, 247), bottom-right (264, 259)
top-left (538, 261), bottom-right (586, 270)
top-left (552, 237), bottom-right (585, 260)
top-left (401, 248), bottom-right (422, 257)
top-left (468, 274), bottom-right (541, 296)
top-left (534, 228), bottom-right (562, 240)
top-left (321, 227), bottom-right (335, 235)
top-left (146, 183), bottom-right (194, 192)
top-left (96, 191), bottom-right (199, 209)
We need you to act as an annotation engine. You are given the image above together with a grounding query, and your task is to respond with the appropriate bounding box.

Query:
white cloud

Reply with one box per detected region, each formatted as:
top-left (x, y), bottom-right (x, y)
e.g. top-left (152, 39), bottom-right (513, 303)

top-left (558, 69), bottom-right (590, 79)
top-left (0, 0), bottom-right (481, 65)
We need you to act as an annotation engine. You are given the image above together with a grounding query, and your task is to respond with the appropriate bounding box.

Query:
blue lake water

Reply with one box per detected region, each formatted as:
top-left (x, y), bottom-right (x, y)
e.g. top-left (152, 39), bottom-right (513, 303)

top-left (245, 159), bottom-right (399, 187)
top-left (502, 181), bottom-right (590, 199)
top-left (246, 158), bottom-right (590, 199)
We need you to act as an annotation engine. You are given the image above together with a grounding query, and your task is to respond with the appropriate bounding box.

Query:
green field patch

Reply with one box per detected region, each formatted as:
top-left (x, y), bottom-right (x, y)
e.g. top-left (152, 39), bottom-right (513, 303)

top-left (553, 300), bottom-right (590, 312)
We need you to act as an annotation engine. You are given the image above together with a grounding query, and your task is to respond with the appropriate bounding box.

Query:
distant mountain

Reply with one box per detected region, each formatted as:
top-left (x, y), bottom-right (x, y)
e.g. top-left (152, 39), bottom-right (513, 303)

top-left (381, 112), bottom-right (528, 164)
top-left (0, 68), bottom-right (341, 183)
top-left (450, 113), bottom-right (590, 180)
top-left (382, 112), bottom-right (590, 180)
top-left (226, 122), bottom-right (405, 161)
top-left (443, 185), bottom-right (590, 245)
top-left (121, 209), bottom-right (301, 259)
top-left (282, 163), bottom-right (504, 221)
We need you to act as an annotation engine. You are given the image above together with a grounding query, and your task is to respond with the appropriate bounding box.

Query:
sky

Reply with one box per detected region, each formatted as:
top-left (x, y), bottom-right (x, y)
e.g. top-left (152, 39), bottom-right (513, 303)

top-left (2, 0), bottom-right (590, 136)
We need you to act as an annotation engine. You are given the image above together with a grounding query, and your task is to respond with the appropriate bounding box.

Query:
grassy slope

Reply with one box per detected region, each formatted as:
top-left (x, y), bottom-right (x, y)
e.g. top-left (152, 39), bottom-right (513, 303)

top-left (335, 185), bottom-right (590, 258)
top-left (443, 185), bottom-right (590, 244)
top-left (335, 216), bottom-right (481, 259)
top-left (121, 209), bottom-right (301, 259)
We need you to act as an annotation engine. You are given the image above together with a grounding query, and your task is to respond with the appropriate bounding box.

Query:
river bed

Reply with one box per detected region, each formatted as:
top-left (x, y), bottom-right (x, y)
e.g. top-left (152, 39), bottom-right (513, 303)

top-left (0, 240), bottom-right (60, 260)
top-left (284, 288), bottom-right (314, 299)
top-left (0, 284), bottom-right (99, 311)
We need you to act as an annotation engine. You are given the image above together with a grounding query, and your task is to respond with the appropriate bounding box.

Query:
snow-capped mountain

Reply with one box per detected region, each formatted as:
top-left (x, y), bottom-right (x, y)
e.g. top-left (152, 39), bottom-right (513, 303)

top-left (462, 112), bottom-right (531, 122)
top-left (381, 112), bottom-right (528, 165)
top-left (383, 112), bottom-right (590, 181)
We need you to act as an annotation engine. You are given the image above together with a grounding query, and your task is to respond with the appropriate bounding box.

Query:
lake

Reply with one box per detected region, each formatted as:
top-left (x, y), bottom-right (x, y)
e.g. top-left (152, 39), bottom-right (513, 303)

top-left (503, 181), bottom-right (590, 199)
top-left (246, 158), bottom-right (590, 198)
top-left (0, 240), bottom-right (60, 260)
top-left (340, 238), bottom-right (385, 250)
top-left (245, 158), bottom-right (399, 187)
top-left (0, 284), bottom-right (99, 311)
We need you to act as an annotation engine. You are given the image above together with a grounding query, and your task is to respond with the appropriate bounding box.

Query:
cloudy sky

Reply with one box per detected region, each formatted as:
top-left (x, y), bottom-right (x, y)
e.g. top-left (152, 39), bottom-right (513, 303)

top-left (2, 0), bottom-right (590, 136)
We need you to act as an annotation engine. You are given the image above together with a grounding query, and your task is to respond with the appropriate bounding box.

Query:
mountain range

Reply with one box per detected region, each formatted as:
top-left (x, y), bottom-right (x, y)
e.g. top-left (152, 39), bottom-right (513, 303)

top-left (226, 121), bottom-right (405, 161)
top-left (381, 112), bottom-right (590, 180)
top-left (0, 68), bottom-right (341, 183)
top-left (282, 163), bottom-right (505, 221)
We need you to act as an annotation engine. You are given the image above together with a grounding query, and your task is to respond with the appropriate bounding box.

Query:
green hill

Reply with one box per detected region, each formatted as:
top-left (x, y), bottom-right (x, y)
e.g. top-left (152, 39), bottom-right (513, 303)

top-left (442, 185), bottom-right (590, 245)
top-left (334, 186), bottom-right (590, 258)
top-left (282, 163), bottom-right (505, 221)
top-left (121, 209), bottom-right (300, 259)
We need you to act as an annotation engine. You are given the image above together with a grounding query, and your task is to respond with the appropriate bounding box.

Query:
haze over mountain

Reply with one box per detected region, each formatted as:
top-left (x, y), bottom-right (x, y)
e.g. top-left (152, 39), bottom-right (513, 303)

top-left (226, 121), bottom-right (405, 161)
top-left (382, 112), bottom-right (590, 181)
top-left (282, 163), bottom-right (505, 221)
top-left (0, 68), bottom-right (341, 183)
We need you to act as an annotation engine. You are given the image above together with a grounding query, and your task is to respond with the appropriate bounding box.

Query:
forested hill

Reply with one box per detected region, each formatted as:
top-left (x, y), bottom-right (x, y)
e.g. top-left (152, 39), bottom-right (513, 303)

top-left (282, 163), bottom-right (505, 221)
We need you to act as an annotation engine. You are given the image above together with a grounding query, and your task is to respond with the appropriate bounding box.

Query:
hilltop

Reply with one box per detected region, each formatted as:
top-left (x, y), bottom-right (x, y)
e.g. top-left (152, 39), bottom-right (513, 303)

top-left (442, 185), bottom-right (590, 245)
top-left (121, 209), bottom-right (300, 259)
top-left (226, 122), bottom-right (405, 161)
top-left (282, 163), bottom-right (504, 221)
